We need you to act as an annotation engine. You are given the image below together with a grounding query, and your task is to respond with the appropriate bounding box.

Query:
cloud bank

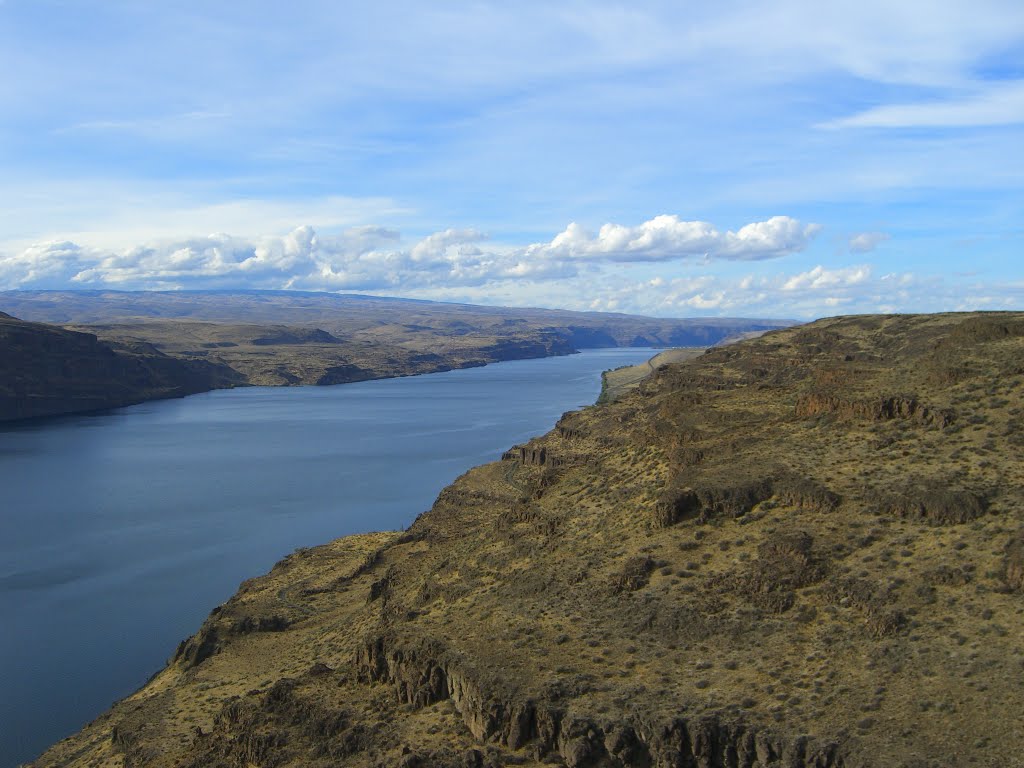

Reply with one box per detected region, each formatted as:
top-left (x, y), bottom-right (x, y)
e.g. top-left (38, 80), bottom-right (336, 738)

top-left (532, 216), bottom-right (820, 262)
top-left (0, 214), bottom-right (818, 293)
top-left (2, 214), bottom-right (1018, 319)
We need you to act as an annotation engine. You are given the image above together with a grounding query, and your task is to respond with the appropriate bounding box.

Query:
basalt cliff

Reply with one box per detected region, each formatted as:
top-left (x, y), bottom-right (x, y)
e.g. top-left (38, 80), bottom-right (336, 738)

top-left (32, 312), bottom-right (1024, 767)
top-left (0, 312), bottom-right (242, 422)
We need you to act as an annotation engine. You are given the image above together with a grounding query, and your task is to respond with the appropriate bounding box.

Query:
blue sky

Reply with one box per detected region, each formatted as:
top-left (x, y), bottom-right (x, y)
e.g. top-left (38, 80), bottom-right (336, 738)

top-left (0, 0), bottom-right (1021, 318)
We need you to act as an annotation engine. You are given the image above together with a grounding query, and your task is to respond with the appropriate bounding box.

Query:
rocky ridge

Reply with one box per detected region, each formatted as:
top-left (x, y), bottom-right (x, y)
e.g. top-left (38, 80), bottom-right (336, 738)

top-left (32, 312), bottom-right (1024, 767)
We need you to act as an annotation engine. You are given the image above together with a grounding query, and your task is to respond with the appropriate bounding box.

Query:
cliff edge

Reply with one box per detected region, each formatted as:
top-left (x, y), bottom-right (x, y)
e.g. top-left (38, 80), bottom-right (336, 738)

top-left (0, 313), bottom-right (242, 422)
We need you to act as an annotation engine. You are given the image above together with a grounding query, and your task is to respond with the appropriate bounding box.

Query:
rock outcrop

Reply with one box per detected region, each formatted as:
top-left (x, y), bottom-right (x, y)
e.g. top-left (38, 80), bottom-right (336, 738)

top-left (503, 444), bottom-right (571, 468)
top-left (355, 634), bottom-right (844, 768)
top-left (873, 486), bottom-right (989, 525)
top-left (794, 392), bottom-right (954, 428)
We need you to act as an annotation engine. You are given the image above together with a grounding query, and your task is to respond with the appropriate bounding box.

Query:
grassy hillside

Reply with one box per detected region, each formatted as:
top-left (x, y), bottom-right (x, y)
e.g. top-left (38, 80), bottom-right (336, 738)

top-left (35, 312), bottom-right (1024, 767)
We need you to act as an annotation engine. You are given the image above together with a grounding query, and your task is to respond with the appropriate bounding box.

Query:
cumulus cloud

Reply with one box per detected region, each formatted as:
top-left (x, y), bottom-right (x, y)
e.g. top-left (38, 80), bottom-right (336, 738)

top-left (782, 265), bottom-right (871, 292)
top-left (8, 215), bottom-right (1013, 320)
top-left (848, 231), bottom-right (890, 253)
top-left (409, 228), bottom-right (485, 261)
top-left (70, 229), bottom-right (327, 289)
top-left (389, 260), bottom-right (929, 320)
top-left (528, 215), bottom-right (819, 262)
top-left (0, 214), bottom-right (819, 293)
top-left (0, 241), bottom-right (97, 288)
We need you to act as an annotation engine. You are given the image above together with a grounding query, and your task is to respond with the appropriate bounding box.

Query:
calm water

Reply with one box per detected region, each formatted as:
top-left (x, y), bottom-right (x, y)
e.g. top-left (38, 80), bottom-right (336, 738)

top-left (0, 348), bottom-right (656, 766)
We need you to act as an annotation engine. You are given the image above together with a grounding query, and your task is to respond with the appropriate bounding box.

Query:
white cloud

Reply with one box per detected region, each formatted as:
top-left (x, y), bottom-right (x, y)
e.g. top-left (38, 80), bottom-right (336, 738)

top-left (848, 231), bottom-right (890, 253)
top-left (525, 263), bottom-right (1020, 319)
top-left (384, 261), bottom-right (1024, 320)
top-left (3, 216), bottom-right (1021, 321)
top-left (781, 265), bottom-right (872, 292)
top-left (529, 215), bottom-right (819, 262)
top-left (822, 80), bottom-right (1024, 129)
top-left (0, 187), bottom-right (408, 255)
top-left (0, 241), bottom-right (95, 287)
top-left (0, 214), bottom-right (819, 293)
top-left (409, 228), bottom-right (486, 261)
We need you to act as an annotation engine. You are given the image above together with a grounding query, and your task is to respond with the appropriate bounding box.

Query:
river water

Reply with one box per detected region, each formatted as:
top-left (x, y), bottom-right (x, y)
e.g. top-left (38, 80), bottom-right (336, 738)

top-left (0, 348), bottom-right (656, 766)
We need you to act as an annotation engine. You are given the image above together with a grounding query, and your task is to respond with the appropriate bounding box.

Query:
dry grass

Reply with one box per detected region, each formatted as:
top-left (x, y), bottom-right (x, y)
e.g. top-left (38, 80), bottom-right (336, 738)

top-left (35, 312), bottom-right (1024, 768)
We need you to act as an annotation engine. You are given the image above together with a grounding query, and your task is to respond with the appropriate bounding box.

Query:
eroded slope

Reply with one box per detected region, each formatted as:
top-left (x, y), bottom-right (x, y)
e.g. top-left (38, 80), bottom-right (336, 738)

top-left (34, 313), bottom-right (1024, 768)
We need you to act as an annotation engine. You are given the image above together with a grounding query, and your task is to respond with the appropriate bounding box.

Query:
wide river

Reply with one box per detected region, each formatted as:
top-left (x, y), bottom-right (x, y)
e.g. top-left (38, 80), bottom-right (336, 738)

top-left (0, 348), bottom-right (657, 767)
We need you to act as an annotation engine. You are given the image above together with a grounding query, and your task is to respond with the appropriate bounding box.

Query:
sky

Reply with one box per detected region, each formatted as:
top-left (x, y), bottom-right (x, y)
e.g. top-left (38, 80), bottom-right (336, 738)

top-left (0, 0), bottom-right (1022, 319)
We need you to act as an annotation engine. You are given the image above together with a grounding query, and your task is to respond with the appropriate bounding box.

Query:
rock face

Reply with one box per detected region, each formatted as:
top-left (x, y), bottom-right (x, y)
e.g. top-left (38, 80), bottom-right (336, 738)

top-left (503, 444), bottom-right (570, 468)
top-left (794, 393), bottom-right (954, 428)
top-left (0, 313), bottom-right (242, 422)
top-left (355, 634), bottom-right (843, 768)
top-left (875, 486), bottom-right (988, 525)
top-left (654, 474), bottom-right (839, 528)
top-left (31, 312), bottom-right (1024, 767)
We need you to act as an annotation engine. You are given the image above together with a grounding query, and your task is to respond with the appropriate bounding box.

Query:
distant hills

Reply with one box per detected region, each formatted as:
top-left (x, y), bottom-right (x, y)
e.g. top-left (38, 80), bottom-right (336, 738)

top-left (0, 289), bottom-right (791, 346)
top-left (0, 290), bottom-right (794, 420)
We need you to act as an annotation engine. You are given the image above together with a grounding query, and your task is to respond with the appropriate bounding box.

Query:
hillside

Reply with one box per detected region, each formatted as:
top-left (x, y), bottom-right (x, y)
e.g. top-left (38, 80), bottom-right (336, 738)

top-left (32, 312), bottom-right (1024, 767)
top-left (0, 314), bottom-right (242, 422)
top-left (597, 348), bottom-right (706, 403)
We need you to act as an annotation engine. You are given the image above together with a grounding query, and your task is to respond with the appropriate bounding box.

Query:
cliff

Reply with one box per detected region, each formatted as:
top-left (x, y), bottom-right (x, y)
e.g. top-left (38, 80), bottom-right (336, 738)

top-left (0, 313), bottom-right (243, 422)
top-left (32, 312), bottom-right (1024, 767)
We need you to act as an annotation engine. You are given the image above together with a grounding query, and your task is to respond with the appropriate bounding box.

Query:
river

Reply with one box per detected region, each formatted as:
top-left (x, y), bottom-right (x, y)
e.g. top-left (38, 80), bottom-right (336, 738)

top-left (0, 348), bottom-right (657, 766)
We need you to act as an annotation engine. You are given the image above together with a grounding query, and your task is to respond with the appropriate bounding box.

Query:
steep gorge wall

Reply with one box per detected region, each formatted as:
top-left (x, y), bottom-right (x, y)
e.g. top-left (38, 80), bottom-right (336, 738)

top-left (0, 314), bottom-right (241, 422)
